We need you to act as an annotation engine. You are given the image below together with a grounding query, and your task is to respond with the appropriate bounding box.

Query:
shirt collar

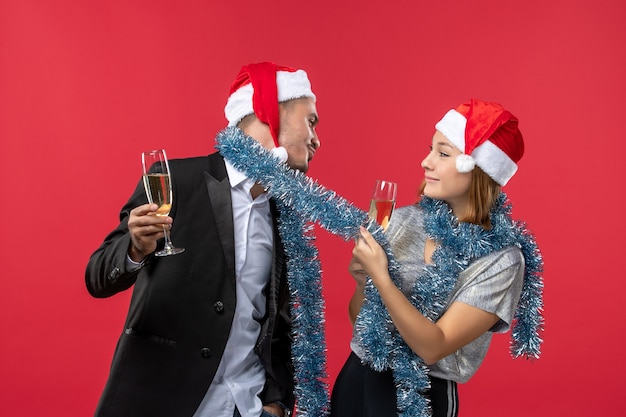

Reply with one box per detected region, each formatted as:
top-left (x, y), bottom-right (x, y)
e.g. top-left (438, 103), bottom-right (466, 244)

top-left (224, 146), bottom-right (288, 193)
top-left (224, 159), bottom-right (250, 189)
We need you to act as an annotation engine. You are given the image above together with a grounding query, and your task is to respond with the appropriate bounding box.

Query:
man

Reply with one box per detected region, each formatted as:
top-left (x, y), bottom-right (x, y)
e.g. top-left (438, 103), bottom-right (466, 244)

top-left (85, 62), bottom-right (320, 417)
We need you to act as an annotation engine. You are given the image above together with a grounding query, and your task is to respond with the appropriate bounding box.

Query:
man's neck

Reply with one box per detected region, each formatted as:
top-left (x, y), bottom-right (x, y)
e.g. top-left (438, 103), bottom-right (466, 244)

top-left (250, 183), bottom-right (266, 200)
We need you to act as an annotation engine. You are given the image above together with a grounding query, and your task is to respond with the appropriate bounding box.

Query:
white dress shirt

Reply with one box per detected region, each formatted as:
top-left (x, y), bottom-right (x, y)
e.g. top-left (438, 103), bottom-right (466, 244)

top-left (193, 160), bottom-right (274, 417)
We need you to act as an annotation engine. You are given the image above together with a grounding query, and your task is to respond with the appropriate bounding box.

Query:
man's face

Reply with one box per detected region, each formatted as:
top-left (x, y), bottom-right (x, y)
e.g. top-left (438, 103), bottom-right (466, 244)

top-left (277, 97), bottom-right (320, 173)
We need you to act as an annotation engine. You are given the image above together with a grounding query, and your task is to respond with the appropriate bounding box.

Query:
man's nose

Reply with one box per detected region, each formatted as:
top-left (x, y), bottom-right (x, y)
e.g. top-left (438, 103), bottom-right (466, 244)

top-left (312, 133), bottom-right (320, 150)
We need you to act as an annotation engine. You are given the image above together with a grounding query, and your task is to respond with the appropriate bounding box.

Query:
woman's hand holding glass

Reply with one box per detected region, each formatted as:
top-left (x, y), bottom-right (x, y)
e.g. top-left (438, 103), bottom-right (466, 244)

top-left (352, 179), bottom-right (397, 277)
top-left (352, 226), bottom-right (391, 287)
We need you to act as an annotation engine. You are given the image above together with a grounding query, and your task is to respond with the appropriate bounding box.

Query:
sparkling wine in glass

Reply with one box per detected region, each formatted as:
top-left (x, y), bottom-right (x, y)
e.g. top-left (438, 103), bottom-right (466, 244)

top-left (368, 180), bottom-right (397, 231)
top-left (141, 149), bottom-right (184, 256)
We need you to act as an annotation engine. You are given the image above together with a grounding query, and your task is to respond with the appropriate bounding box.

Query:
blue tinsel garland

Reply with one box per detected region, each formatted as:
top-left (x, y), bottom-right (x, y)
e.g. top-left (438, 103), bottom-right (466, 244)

top-left (215, 127), bottom-right (544, 417)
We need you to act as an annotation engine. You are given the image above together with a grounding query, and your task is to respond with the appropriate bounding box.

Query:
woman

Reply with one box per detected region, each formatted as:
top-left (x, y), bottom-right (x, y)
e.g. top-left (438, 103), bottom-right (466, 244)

top-left (330, 99), bottom-right (544, 417)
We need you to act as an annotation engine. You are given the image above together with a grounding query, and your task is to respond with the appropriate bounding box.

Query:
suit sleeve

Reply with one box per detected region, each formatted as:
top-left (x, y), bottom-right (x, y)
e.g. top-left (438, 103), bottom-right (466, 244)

top-left (85, 179), bottom-right (150, 298)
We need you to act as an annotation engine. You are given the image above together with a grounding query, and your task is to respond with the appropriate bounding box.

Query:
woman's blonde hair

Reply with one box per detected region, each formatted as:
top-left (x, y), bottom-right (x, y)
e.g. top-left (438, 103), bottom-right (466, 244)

top-left (418, 166), bottom-right (501, 229)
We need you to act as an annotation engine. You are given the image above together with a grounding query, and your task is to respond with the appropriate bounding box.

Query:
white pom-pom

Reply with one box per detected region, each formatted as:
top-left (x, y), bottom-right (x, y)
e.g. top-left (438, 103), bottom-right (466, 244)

top-left (270, 146), bottom-right (288, 162)
top-left (456, 154), bottom-right (475, 173)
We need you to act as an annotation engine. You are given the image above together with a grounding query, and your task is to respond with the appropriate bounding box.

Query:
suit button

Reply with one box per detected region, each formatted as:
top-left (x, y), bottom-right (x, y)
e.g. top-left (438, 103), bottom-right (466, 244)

top-left (213, 301), bottom-right (224, 313)
top-left (108, 267), bottom-right (121, 282)
top-left (200, 348), bottom-right (211, 358)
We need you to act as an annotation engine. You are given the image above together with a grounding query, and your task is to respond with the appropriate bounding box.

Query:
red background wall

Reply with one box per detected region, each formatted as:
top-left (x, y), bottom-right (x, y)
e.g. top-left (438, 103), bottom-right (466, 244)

top-left (1, 0), bottom-right (625, 415)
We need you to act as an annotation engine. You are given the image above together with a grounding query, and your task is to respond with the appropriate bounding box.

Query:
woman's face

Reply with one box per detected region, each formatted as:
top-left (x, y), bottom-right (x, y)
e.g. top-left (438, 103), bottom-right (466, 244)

top-left (421, 131), bottom-right (473, 216)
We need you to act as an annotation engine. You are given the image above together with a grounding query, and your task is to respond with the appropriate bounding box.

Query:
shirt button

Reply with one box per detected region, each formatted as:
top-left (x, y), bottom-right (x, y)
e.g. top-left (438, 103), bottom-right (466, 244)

top-left (200, 348), bottom-right (211, 358)
top-left (213, 301), bottom-right (224, 313)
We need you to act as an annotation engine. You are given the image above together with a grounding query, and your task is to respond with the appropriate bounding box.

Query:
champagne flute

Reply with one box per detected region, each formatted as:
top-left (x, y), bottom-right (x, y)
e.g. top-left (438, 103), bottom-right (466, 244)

top-left (141, 149), bottom-right (185, 256)
top-left (353, 179), bottom-right (398, 273)
top-left (368, 180), bottom-right (397, 231)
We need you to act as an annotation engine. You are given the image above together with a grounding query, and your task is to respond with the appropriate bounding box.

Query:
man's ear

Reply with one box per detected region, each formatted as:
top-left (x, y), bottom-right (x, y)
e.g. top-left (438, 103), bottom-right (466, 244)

top-left (239, 115), bottom-right (275, 150)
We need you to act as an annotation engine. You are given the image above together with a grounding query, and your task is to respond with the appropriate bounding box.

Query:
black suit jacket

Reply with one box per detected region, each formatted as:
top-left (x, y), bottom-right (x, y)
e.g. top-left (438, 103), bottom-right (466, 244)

top-left (85, 152), bottom-right (294, 417)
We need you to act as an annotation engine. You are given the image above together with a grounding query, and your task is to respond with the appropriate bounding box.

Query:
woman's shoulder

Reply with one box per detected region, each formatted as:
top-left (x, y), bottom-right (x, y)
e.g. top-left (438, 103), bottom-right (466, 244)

top-left (386, 203), bottom-right (425, 242)
top-left (482, 245), bottom-right (524, 267)
top-left (391, 203), bottom-right (422, 223)
top-left (463, 245), bottom-right (525, 286)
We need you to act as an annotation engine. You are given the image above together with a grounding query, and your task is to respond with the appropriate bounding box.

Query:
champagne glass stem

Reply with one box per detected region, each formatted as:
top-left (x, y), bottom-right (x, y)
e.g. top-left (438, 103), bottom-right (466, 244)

top-left (154, 222), bottom-right (184, 257)
top-left (162, 225), bottom-right (175, 253)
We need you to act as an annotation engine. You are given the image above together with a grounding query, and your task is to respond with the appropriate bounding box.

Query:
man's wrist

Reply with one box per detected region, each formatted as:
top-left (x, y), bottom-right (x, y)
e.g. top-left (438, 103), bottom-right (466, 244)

top-left (125, 253), bottom-right (145, 271)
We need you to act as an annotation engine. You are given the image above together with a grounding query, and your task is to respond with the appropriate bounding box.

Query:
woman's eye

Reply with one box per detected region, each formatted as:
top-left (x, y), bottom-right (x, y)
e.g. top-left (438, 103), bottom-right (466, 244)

top-left (439, 152), bottom-right (450, 157)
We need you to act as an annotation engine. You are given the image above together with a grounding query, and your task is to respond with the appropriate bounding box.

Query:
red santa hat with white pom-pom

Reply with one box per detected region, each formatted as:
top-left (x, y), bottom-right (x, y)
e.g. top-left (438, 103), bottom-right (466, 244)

top-left (224, 62), bottom-right (316, 148)
top-left (435, 98), bottom-right (525, 186)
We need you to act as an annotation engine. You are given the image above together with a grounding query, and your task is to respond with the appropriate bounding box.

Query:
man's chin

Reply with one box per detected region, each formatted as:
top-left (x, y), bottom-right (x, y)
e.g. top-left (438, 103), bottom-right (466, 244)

top-left (287, 161), bottom-right (309, 173)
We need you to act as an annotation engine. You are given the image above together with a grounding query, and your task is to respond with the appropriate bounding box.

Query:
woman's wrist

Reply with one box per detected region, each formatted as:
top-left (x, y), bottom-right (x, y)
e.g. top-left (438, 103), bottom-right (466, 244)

top-left (371, 271), bottom-right (393, 292)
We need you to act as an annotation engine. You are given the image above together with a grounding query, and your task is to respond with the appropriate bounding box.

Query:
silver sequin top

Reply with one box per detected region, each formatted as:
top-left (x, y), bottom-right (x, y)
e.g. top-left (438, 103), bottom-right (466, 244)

top-left (350, 204), bottom-right (525, 383)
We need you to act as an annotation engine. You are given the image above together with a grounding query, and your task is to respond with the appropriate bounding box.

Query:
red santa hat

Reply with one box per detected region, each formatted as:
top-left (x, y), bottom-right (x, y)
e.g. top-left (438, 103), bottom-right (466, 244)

top-left (434, 98), bottom-right (525, 186)
top-left (224, 62), bottom-right (316, 147)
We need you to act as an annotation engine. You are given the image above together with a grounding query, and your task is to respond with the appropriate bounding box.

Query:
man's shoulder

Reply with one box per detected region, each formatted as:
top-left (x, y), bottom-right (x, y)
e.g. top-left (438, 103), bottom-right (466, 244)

top-left (169, 152), bottom-right (222, 169)
top-left (170, 151), bottom-right (220, 162)
top-left (168, 152), bottom-right (228, 184)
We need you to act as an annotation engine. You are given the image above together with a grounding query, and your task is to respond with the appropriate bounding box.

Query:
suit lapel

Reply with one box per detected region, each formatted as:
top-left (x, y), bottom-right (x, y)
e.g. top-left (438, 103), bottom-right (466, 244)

top-left (270, 199), bottom-right (285, 286)
top-left (204, 154), bottom-right (236, 284)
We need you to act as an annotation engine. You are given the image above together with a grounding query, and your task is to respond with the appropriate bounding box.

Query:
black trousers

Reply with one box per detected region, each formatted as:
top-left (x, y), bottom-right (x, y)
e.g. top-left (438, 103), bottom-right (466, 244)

top-left (330, 352), bottom-right (458, 417)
